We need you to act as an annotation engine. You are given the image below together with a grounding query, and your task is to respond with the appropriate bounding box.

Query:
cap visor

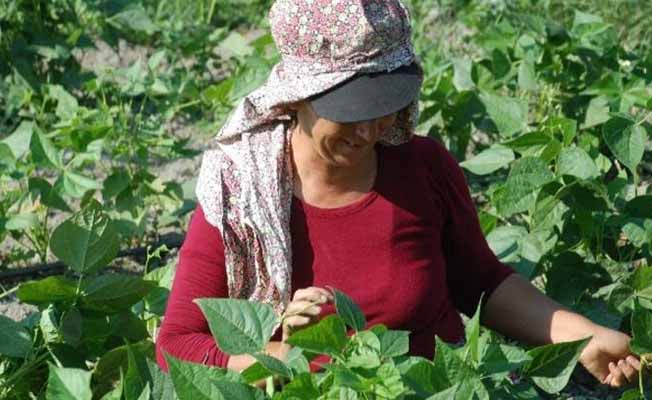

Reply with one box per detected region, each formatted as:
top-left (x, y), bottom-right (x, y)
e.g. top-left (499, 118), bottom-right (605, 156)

top-left (309, 62), bottom-right (421, 123)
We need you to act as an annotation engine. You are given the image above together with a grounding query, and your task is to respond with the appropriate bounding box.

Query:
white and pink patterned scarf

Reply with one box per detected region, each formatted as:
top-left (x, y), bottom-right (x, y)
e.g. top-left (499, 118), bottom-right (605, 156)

top-left (196, 0), bottom-right (424, 320)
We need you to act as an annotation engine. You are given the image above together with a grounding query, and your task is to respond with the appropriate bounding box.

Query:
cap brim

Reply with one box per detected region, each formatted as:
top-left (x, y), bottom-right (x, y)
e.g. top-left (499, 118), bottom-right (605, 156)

top-left (309, 62), bottom-right (421, 123)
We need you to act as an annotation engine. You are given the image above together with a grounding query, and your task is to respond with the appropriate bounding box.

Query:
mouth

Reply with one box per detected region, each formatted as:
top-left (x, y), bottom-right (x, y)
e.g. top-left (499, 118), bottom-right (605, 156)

top-left (343, 139), bottom-right (363, 148)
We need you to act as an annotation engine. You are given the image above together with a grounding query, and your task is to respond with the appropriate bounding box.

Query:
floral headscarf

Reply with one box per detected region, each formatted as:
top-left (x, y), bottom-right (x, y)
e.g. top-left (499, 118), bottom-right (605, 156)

top-left (196, 0), bottom-right (424, 322)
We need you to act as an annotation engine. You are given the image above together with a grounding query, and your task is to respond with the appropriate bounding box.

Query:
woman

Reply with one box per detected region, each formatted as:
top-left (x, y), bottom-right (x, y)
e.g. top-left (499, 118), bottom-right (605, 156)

top-left (156, 0), bottom-right (641, 388)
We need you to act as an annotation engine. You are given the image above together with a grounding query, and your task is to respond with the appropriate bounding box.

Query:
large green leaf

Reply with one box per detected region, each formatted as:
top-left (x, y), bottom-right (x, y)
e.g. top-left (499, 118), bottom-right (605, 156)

top-left (2, 120), bottom-right (33, 159)
top-left (194, 298), bottom-right (278, 355)
top-left (557, 147), bottom-right (599, 180)
top-left (62, 171), bottom-right (103, 198)
top-left (522, 338), bottom-right (590, 393)
top-left (460, 144), bottom-right (514, 175)
top-left (45, 363), bottom-right (92, 400)
top-left (49, 200), bottom-right (120, 275)
top-left (81, 275), bottom-right (156, 313)
top-left (496, 157), bottom-right (556, 217)
top-left (165, 354), bottom-right (263, 400)
top-left (376, 328), bottom-right (410, 359)
top-left (479, 91), bottom-right (529, 137)
top-left (285, 314), bottom-right (348, 356)
top-left (17, 276), bottom-right (78, 305)
top-left (582, 96), bottom-right (610, 129)
top-left (480, 343), bottom-right (532, 375)
top-left (31, 129), bottom-right (62, 169)
top-left (0, 314), bottom-right (32, 358)
top-left (331, 287), bottom-right (366, 332)
top-left (602, 115), bottom-right (646, 172)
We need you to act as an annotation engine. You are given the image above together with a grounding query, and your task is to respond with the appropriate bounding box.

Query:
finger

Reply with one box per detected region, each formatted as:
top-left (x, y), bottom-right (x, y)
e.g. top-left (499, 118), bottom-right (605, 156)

top-left (602, 373), bottom-right (612, 385)
top-left (626, 355), bottom-right (641, 370)
top-left (609, 362), bottom-right (625, 387)
top-left (618, 359), bottom-right (636, 383)
top-left (283, 315), bottom-right (313, 331)
top-left (285, 301), bottom-right (322, 317)
top-left (293, 287), bottom-right (333, 303)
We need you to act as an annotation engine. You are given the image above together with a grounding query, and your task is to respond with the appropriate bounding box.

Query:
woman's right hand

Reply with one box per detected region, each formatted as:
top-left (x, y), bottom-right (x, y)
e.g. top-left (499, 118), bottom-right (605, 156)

top-left (281, 286), bottom-right (334, 343)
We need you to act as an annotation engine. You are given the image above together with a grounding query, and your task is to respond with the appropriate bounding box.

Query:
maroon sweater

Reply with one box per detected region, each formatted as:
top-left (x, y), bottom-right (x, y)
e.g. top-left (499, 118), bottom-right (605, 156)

top-left (155, 136), bottom-right (514, 372)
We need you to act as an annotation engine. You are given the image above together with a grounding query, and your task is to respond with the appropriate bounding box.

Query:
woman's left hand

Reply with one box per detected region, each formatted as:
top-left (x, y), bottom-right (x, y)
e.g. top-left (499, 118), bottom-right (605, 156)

top-left (579, 327), bottom-right (641, 387)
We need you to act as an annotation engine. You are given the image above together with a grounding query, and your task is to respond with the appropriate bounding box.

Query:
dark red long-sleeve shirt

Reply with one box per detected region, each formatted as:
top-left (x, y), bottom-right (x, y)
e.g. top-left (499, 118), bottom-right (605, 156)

top-left (155, 135), bottom-right (514, 372)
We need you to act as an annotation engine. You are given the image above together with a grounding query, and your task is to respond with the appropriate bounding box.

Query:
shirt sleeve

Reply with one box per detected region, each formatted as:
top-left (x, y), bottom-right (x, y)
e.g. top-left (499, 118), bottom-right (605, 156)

top-left (418, 137), bottom-right (515, 317)
top-left (155, 204), bottom-right (231, 371)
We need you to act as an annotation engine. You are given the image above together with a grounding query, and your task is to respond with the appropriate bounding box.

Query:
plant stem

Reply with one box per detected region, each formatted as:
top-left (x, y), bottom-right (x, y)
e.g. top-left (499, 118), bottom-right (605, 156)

top-left (0, 286), bottom-right (18, 301)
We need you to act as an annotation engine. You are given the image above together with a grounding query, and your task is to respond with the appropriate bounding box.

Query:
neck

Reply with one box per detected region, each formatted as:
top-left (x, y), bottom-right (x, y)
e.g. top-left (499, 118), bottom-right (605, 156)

top-left (290, 124), bottom-right (377, 199)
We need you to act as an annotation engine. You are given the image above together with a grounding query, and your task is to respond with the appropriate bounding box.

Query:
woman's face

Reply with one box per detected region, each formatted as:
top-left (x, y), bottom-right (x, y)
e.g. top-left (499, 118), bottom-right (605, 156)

top-left (292, 100), bottom-right (398, 166)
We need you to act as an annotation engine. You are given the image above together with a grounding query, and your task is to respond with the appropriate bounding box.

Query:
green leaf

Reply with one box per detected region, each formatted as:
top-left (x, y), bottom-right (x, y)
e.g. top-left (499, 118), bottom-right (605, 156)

top-left (2, 120), bottom-right (33, 159)
top-left (286, 314), bottom-right (348, 356)
top-left (522, 338), bottom-right (590, 394)
top-left (29, 177), bottom-right (71, 211)
top-left (463, 295), bottom-right (483, 365)
top-left (81, 275), bottom-right (156, 313)
top-left (630, 300), bottom-right (652, 355)
top-left (377, 329), bottom-right (410, 358)
top-left (47, 85), bottom-right (79, 120)
top-left (602, 115), bottom-right (646, 172)
top-left (518, 61), bottom-right (537, 91)
top-left (17, 276), bottom-right (78, 305)
top-left (63, 171), bottom-right (103, 198)
top-left (165, 354), bottom-right (262, 400)
top-left (460, 144), bottom-right (514, 175)
top-left (194, 298), bottom-right (278, 355)
top-left (486, 225), bottom-right (528, 263)
top-left (330, 286), bottom-right (366, 332)
top-left (479, 91), bottom-right (528, 137)
top-left (124, 342), bottom-right (152, 400)
top-left (277, 373), bottom-right (320, 399)
top-left (346, 330), bottom-right (381, 369)
top-left (480, 343), bottom-right (532, 374)
top-left (557, 147), bottom-right (600, 180)
top-left (218, 31), bottom-right (254, 59)
top-left (31, 129), bottom-right (62, 169)
top-left (582, 96), bottom-right (611, 129)
top-left (252, 352), bottom-right (293, 379)
top-left (0, 314), bottom-right (32, 358)
top-left (452, 58), bottom-right (475, 91)
top-left (373, 363), bottom-right (407, 398)
top-left (426, 384), bottom-right (460, 399)
top-left (109, 4), bottom-right (158, 34)
top-left (5, 213), bottom-right (39, 231)
top-left (496, 157), bottom-right (555, 217)
top-left (0, 142), bottom-right (15, 169)
top-left (146, 358), bottom-right (176, 400)
top-left (404, 360), bottom-right (449, 396)
top-left (46, 363), bottom-right (92, 400)
top-left (49, 200), bottom-right (120, 274)
top-left (94, 341), bottom-right (154, 387)
top-left (61, 307), bottom-right (82, 347)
